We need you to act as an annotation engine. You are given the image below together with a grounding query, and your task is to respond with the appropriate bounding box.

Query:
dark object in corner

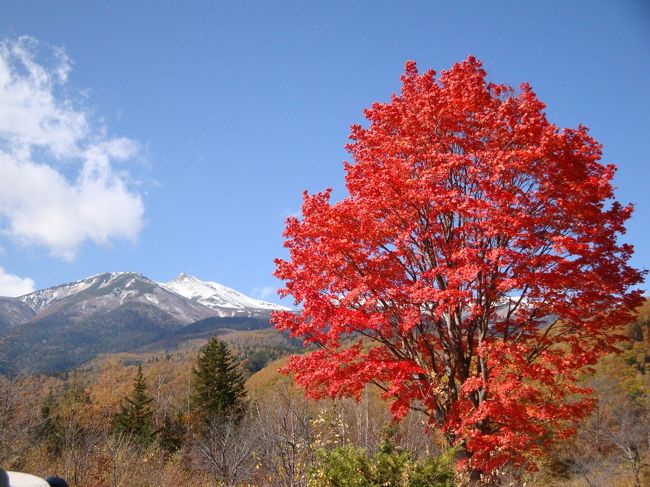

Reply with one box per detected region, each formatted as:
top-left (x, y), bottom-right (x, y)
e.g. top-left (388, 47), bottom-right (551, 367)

top-left (45, 477), bottom-right (69, 487)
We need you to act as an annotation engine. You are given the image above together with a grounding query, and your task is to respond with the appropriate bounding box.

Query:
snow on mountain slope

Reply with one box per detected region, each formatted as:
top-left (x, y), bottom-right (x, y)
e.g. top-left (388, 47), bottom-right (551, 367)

top-left (18, 271), bottom-right (158, 313)
top-left (10, 271), bottom-right (288, 325)
top-left (18, 272), bottom-right (107, 313)
top-left (162, 273), bottom-right (290, 317)
top-left (17, 272), bottom-right (218, 325)
top-left (0, 297), bottom-right (35, 330)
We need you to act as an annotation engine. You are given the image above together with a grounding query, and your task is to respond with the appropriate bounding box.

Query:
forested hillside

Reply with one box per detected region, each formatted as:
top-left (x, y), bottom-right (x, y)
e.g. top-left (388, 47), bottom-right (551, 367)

top-left (0, 302), bottom-right (648, 486)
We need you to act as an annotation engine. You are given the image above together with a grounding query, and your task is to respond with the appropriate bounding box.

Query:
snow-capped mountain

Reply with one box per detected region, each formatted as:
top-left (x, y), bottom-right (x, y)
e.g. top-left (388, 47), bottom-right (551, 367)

top-left (19, 272), bottom-right (133, 314)
top-left (18, 272), bottom-right (217, 325)
top-left (162, 273), bottom-right (290, 317)
top-left (0, 271), bottom-right (284, 375)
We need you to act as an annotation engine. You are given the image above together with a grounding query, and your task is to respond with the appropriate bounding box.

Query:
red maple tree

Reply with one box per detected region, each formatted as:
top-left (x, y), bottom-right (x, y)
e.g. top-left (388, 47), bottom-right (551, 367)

top-left (272, 57), bottom-right (644, 478)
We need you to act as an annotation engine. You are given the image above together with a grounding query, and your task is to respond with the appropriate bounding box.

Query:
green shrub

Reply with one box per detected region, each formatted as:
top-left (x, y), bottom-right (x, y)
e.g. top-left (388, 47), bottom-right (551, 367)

top-left (308, 443), bottom-right (455, 487)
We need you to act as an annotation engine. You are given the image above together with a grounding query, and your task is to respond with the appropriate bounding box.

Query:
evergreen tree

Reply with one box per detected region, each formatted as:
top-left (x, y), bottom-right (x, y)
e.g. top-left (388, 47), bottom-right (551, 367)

top-left (190, 337), bottom-right (247, 425)
top-left (158, 411), bottom-right (186, 454)
top-left (113, 364), bottom-right (155, 447)
top-left (37, 391), bottom-right (62, 455)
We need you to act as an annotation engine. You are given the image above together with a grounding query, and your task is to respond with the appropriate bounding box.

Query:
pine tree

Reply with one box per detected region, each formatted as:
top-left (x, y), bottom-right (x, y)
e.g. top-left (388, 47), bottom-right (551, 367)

top-left (113, 364), bottom-right (155, 447)
top-left (190, 337), bottom-right (247, 426)
top-left (38, 391), bottom-right (62, 455)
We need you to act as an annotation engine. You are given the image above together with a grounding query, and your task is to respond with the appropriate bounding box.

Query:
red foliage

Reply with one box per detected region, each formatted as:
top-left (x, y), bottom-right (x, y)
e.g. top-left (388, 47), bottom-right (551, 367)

top-left (272, 57), bottom-right (645, 474)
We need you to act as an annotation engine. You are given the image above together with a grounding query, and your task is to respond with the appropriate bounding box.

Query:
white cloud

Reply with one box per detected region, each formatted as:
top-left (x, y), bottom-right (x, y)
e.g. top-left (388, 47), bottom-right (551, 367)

top-left (0, 266), bottom-right (35, 297)
top-left (252, 285), bottom-right (275, 301)
top-left (0, 36), bottom-right (144, 260)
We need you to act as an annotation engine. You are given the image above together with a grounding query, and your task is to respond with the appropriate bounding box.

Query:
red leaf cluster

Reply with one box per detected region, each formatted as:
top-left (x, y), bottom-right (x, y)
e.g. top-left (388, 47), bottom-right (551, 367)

top-left (273, 57), bottom-right (645, 474)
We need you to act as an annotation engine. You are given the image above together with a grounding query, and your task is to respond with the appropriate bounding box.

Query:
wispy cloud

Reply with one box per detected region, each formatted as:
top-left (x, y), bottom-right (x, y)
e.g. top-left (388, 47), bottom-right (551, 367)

top-left (281, 207), bottom-right (301, 220)
top-left (0, 266), bottom-right (35, 297)
top-left (252, 285), bottom-right (276, 301)
top-left (0, 36), bottom-right (145, 261)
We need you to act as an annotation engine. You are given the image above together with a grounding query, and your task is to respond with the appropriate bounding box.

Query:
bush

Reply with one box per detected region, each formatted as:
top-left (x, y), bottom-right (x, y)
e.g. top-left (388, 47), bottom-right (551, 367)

top-left (308, 443), bottom-right (455, 487)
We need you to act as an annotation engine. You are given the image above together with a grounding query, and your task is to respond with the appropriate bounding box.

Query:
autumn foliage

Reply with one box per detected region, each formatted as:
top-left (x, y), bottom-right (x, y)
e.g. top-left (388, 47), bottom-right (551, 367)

top-left (273, 57), bottom-right (645, 475)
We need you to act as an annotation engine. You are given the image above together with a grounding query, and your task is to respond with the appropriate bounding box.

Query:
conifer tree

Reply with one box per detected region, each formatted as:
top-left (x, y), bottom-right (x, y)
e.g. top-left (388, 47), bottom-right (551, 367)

top-left (113, 364), bottom-right (155, 447)
top-left (158, 411), bottom-right (186, 454)
top-left (190, 337), bottom-right (247, 425)
top-left (38, 391), bottom-right (62, 455)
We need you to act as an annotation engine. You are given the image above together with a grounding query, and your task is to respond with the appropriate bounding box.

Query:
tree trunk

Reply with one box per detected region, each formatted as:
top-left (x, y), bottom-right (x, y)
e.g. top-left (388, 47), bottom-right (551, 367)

top-left (468, 468), bottom-right (483, 485)
top-left (456, 442), bottom-right (484, 485)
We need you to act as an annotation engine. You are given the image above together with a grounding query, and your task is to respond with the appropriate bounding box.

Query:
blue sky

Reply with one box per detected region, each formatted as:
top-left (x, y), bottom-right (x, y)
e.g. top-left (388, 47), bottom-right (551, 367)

top-left (0, 1), bottom-right (648, 302)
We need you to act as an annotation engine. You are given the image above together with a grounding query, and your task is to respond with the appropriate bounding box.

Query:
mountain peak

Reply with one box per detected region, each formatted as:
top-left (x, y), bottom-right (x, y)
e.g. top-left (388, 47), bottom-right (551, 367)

top-left (9, 271), bottom-right (289, 319)
top-left (162, 274), bottom-right (289, 316)
top-left (18, 271), bottom-right (158, 313)
top-left (171, 272), bottom-right (194, 281)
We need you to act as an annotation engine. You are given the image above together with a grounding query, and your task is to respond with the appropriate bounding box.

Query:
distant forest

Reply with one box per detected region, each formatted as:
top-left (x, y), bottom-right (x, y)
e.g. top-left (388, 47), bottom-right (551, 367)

top-left (1, 303), bottom-right (648, 486)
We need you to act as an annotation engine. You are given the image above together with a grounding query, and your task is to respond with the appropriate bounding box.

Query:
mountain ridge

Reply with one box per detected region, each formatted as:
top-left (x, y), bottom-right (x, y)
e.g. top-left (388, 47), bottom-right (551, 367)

top-left (161, 272), bottom-right (289, 317)
top-left (14, 271), bottom-right (288, 318)
top-left (0, 272), bottom-right (287, 374)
